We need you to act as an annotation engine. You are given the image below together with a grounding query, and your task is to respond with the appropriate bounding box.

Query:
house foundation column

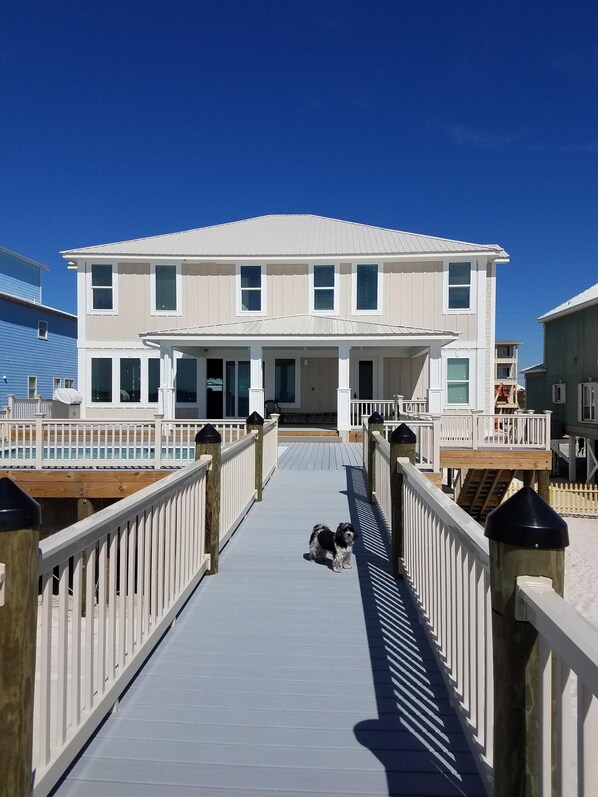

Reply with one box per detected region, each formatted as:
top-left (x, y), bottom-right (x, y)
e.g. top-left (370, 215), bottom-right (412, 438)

top-left (427, 342), bottom-right (443, 413)
top-left (158, 345), bottom-right (176, 419)
top-left (568, 434), bottom-right (577, 482)
top-left (248, 344), bottom-right (265, 417)
top-left (337, 343), bottom-right (351, 442)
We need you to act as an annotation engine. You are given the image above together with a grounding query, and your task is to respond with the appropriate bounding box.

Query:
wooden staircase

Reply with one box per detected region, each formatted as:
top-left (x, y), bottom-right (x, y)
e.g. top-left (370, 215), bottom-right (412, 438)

top-left (456, 468), bottom-right (516, 521)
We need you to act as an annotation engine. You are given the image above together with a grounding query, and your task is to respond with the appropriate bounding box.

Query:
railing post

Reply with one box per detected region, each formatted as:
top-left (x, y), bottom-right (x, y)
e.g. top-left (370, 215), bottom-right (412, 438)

top-left (485, 487), bottom-right (569, 797)
top-left (543, 410), bottom-right (552, 450)
top-left (0, 477), bottom-right (41, 797)
top-left (389, 423), bottom-right (416, 579)
top-left (246, 411), bottom-right (264, 502)
top-left (367, 412), bottom-right (384, 503)
top-left (34, 412), bottom-right (45, 468)
top-left (431, 414), bottom-right (441, 472)
top-left (472, 410), bottom-right (483, 449)
top-left (7, 394), bottom-right (14, 418)
top-left (153, 413), bottom-right (164, 469)
top-left (195, 424), bottom-right (221, 575)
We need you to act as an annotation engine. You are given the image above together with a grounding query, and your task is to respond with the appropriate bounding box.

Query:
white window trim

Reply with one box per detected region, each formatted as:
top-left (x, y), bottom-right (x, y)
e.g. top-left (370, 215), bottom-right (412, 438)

top-left (37, 319), bottom-right (48, 339)
top-left (89, 356), bottom-right (116, 405)
top-left (150, 262), bottom-right (182, 316)
top-left (27, 375), bottom-right (38, 399)
top-left (309, 262), bottom-right (339, 315)
top-left (236, 264), bottom-right (266, 316)
top-left (579, 382), bottom-right (597, 423)
top-left (443, 260), bottom-right (477, 314)
top-left (552, 383), bottom-right (566, 404)
top-left (445, 355), bottom-right (472, 407)
top-left (351, 262), bottom-right (383, 316)
top-left (64, 378), bottom-right (75, 389)
top-left (88, 263), bottom-right (118, 315)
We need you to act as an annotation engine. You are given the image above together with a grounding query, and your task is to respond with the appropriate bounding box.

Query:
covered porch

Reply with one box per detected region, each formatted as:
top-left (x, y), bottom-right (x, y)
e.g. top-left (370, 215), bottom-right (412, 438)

top-left (140, 314), bottom-right (456, 440)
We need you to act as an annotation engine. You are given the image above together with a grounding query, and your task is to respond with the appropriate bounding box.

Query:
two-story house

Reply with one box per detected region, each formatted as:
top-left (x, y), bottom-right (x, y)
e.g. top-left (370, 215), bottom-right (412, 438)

top-left (524, 281), bottom-right (598, 482)
top-left (0, 246), bottom-right (77, 409)
top-left (61, 214), bottom-right (509, 439)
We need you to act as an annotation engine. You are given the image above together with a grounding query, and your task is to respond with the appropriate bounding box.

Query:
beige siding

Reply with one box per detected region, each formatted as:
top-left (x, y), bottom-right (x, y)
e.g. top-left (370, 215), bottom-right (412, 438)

top-left (299, 358), bottom-right (337, 411)
top-left (269, 263), bottom-right (309, 316)
top-left (384, 354), bottom-right (428, 400)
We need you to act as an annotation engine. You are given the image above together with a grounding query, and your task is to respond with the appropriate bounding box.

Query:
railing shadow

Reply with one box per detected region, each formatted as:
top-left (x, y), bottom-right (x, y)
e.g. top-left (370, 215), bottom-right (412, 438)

top-left (344, 465), bottom-right (484, 796)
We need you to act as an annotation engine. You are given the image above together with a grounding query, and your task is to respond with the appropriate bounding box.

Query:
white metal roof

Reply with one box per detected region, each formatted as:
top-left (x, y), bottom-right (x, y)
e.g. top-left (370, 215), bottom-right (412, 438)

top-left (62, 214), bottom-right (509, 260)
top-left (539, 281), bottom-right (598, 323)
top-left (140, 314), bottom-right (458, 341)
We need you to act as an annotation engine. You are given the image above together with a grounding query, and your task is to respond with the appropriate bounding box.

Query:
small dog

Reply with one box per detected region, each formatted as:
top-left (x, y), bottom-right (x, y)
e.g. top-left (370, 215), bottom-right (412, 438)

top-left (309, 522), bottom-right (358, 573)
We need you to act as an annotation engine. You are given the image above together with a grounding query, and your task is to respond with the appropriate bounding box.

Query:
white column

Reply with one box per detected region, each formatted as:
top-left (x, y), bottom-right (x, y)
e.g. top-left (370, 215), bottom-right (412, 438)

top-left (158, 345), bottom-right (176, 419)
top-left (337, 343), bottom-right (351, 441)
top-left (248, 344), bottom-right (265, 417)
top-left (427, 342), bottom-right (443, 414)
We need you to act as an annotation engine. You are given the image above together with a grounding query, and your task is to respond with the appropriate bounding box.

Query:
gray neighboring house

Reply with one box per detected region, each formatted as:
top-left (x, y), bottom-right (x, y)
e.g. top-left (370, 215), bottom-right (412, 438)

top-left (524, 281), bottom-right (598, 482)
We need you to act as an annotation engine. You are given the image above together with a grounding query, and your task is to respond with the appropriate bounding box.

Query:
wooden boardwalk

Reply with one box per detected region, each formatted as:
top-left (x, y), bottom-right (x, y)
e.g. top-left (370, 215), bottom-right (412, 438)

top-left (53, 444), bottom-right (485, 796)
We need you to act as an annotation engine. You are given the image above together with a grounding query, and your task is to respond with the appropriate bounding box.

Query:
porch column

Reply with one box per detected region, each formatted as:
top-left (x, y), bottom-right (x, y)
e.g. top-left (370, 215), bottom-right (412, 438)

top-left (337, 343), bottom-right (351, 442)
top-left (568, 434), bottom-right (577, 482)
top-left (427, 342), bottom-right (442, 414)
top-left (248, 344), bottom-right (265, 417)
top-left (158, 345), bottom-right (176, 419)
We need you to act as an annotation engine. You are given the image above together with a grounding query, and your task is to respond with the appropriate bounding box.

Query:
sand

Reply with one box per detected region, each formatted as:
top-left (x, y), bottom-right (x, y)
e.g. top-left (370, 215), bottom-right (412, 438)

top-left (563, 516), bottom-right (598, 630)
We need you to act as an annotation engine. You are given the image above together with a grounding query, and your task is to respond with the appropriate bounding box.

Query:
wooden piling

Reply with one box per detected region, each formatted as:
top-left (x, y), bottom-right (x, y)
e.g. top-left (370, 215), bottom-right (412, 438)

top-left (367, 412), bottom-right (385, 503)
top-left (389, 424), bottom-right (417, 579)
top-left (195, 424), bottom-right (222, 575)
top-left (246, 411), bottom-right (264, 502)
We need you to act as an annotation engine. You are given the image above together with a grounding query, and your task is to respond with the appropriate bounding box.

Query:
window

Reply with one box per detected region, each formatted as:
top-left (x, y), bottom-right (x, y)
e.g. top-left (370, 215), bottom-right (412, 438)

top-left (64, 378), bottom-right (75, 389)
top-left (91, 264), bottom-right (114, 310)
top-left (53, 377), bottom-right (61, 392)
top-left (497, 365), bottom-right (512, 380)
top-left (355, 264), bottom-right (379, 311)
top-left (120, 358), bottom-right (141, 402)
top-left (176, 358), bottom-right (197, 403)
top-left (275, 359), bottom-right (296, 403)
top-left (496, 345), bottom-right (512, 358)
top-left (448, 262), bottom-right (471, 310)
top-left (28, 376), bottom-right (37, 399)
top-left (38, 320), bottom-right (48, 339)
top-left (447, 358), bottom-right (470, 404)
top-left (91, 358), bottom-right (112, 402)
top-left (239, 265), bottom-right (262, 312)
top-left (552, 383), bottom-right (566, 404)
top-left (152, 264), bottom-right (180, 313)
top-left (312, 265), bottom-right (335, 312)
top-left (580, 383), bottom-right (597, 422)
top-left (148, 359), bottom-right (160, 403)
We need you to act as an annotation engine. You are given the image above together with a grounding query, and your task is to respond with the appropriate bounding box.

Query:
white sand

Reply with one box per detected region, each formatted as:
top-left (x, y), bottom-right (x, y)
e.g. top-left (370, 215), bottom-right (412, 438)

top-left (563, 516), bottom-right (598, 630)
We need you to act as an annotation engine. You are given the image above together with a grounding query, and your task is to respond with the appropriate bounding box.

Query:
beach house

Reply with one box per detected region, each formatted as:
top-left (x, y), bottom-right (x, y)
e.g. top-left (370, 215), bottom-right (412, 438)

top-left (62, 214), bottom-right (509, 439)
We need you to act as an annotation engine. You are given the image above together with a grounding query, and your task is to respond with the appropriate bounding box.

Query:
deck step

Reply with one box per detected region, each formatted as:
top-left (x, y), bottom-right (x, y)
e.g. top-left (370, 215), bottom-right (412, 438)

top-left (457, 468), bottom-right (516, 521)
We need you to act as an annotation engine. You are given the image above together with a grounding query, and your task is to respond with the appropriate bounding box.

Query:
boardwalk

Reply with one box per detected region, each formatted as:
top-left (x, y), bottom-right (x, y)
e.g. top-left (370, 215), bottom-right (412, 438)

top-left (53, 444), bottom-right (485, 796)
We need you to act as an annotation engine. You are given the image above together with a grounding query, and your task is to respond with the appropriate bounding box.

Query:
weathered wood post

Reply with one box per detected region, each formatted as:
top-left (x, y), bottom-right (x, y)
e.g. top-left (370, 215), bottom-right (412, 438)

top-left (389, 423), bottom-right (417, 579)
top-left (195, 424), bottom-right (221, 576)
top-left (246, 411), bottom-right (264, 502)
top-left (537, 469), bottom-right (550, 504)
top-left (0, 477), bottom-right (41, 797)
top-left (485, 486), bottom-right (568, 797)
top-left (367, 411), bottom-right (385, 503)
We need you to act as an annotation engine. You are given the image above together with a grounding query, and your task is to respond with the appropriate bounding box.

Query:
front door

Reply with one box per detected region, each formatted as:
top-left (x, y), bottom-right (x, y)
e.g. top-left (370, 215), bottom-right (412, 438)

top-left (358, 360), bottom-right (374, 400)
top-left (225, 360), bottom-right (250, 418)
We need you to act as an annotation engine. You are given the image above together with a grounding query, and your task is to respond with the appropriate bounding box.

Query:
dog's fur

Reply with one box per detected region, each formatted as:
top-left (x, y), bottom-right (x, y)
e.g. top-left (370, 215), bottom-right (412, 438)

top-left (309, 522), bottom-right (358, 572)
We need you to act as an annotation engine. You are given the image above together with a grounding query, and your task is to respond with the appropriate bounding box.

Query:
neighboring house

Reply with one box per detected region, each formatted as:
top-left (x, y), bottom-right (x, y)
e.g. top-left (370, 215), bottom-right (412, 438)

top-left (61, 214), bottom-right (509, 438)
top-left (494, 338), bottom-right (521, 411)
top-left (0, 246), bottom-right (77, 409)
top-left (524, 281), bottom-right (598, 482)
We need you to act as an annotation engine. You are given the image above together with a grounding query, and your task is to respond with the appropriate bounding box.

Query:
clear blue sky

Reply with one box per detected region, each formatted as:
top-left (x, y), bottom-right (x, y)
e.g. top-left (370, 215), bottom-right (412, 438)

top-left (1, 0), bottom-right (596, 369)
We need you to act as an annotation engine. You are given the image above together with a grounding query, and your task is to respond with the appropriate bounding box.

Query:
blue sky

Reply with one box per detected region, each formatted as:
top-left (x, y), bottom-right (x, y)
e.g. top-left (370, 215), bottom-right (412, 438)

top-left (1, 0), bottom-right (596, 369)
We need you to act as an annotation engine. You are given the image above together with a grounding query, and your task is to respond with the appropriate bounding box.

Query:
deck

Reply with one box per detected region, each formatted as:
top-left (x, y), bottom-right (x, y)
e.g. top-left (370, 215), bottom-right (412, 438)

top-left (52, 444), bottom-right (485, 796)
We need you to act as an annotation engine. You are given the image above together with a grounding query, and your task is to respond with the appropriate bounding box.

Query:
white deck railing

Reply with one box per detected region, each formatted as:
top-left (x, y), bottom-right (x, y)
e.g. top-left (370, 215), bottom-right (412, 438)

top-left (33, 456), bottom-right (211, 796)
top-left (516, 577), bottom-right (598, 795)
top-left (220, 433), bottom-right (257, 546)
top-left (440, 412), bottom-right (550, 449)
top-left (262, 419), bottom-right (279, 485)
top-left (5, 396), bottom-right (54, 419)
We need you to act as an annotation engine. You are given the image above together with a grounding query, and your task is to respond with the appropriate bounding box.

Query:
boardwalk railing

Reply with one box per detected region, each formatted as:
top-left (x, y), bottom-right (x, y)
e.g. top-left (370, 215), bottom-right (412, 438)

top-left (0, 417), bottom-right (249, 469)
top-left (349, 396), bottom-right (428, 427)
top-left (367, 426), bottom-right (598, 795)
top-left (438, 411), bottom-right (550, 449)
top-left (505, 477), bottom-right (598, 517)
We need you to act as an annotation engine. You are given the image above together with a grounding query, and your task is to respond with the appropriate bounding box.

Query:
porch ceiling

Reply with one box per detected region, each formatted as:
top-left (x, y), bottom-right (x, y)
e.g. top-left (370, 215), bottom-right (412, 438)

top-left (140, 314), bottom-right (459, 347)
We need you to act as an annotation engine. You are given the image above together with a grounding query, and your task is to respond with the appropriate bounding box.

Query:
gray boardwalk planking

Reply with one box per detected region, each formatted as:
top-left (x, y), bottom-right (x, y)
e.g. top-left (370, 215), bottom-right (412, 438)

top-left (53, 444), bottom-right (485, 797)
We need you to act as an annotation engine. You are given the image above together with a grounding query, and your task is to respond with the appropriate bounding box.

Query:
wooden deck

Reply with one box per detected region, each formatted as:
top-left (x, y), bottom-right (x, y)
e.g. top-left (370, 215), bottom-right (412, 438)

top-left (52, 444), bottom-right (485, 796)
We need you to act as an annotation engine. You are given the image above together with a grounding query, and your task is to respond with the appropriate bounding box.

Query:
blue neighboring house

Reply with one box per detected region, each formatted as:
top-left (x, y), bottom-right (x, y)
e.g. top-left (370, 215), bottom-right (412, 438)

top-left (0, 246), bottom-right (77, 408)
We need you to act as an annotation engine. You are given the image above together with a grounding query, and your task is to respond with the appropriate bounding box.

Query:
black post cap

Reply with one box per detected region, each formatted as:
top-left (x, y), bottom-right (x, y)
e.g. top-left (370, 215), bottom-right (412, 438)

top-left (194, 423), bottom-right (222, 444)
top-left (389, 423), bottom-right (417, 445)
top-left (368, 411), bottom-right (384, 424)
top-left (485, 486), bottom-right (569, 549)
top-left (0, 477), bottom-right (41, 532)
top-left (246, 411), bottom-right (264, 426)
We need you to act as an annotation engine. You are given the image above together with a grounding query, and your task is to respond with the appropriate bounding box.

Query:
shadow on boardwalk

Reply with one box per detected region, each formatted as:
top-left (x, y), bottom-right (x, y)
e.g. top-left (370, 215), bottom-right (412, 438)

top-left (344, 466), bottom-right (484, 797)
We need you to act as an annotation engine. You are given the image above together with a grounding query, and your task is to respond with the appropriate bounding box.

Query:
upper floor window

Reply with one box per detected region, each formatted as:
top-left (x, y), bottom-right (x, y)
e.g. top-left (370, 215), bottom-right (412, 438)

top-left (311, 265), bottom-right (336, 313)
top-left (28, 375), bottom-right (37, 399)
top-left (354, 264), bottom-right (382, 313)
top-left (152, 264), bottom-right (180, 314)
top-left (446, 358), bottom-right (470, 405)
top-left (580, 383), bottom-right (597, 422)
top-left (238, 265), bottom-right (264, 314)
top-left (91, 264), bottom-right (115, 311)
top-left (447, 262), bottom-right (472, 310)
top-left (552, 383), bottom-right (566, 404)
top-left (38, 320), bottom-right (48, 339)
top-left (496, 345), bottom-right (513, 358)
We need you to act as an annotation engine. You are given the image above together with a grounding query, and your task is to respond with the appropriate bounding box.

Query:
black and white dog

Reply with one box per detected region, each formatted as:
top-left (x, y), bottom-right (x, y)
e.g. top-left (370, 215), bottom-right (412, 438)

top-left (309, 522), bottom-right (358, 573)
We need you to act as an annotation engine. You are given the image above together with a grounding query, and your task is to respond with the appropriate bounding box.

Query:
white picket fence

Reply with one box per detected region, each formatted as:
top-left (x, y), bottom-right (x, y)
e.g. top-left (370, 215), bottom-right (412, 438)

top-left (368, 431), bottom-right (598, 794)
top-left (504, 478), bottom-right (598, 517)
